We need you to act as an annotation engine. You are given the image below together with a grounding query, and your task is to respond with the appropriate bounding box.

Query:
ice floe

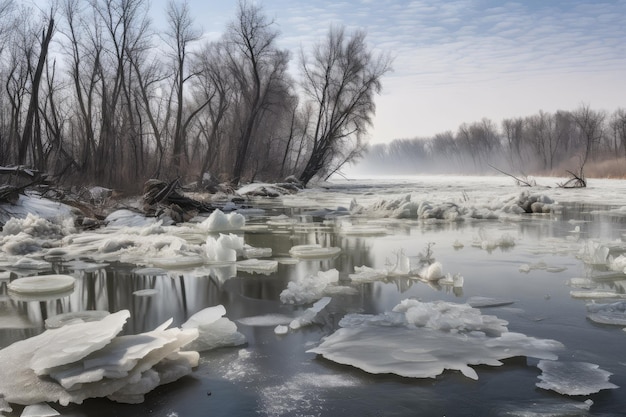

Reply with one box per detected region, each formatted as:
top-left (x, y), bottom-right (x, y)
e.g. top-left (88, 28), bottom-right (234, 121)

top-left (536, 360), bottom-right (618, 395)
top-left (7, 274), bottom-right (75, 301)
top-left (236, 259), bottom-right (278, 275)
top-left (280, 269), bottom-right (347, 305)
top-left (205, 233), bottom-right (244, 263)
top-left (0, 310), bottom-right (199, 406)
top-left (288, 244), bottom-right (341, 260)
top-left (181, 305), bottom-right (246, 351)
top-left (308, 299), bottom-right (563, 380)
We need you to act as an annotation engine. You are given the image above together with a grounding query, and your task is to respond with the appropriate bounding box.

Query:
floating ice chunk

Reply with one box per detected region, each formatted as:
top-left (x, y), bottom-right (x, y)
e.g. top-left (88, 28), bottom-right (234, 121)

top-left (467, 297), bottom-right (515, 308)
top-left (1, 213), bottom-right (69, 239)
top-left (182, 305), bottom-right (226, 329)
top-left (30, 310), bottom-right (131, 376)
top-left (20, 402), bottom-right (60, 416)
top-left (236, 259), bottom-right (278, 275)
top-left (609, 254), bottom-right (626, 271)
top-left (49, 322), bottom-right (177, 390)
top-left (148, 255), bottom-right (205, 270)
top-left (274, 325), bottom-right (289, 335)
top-left (566, 277), bottom-right (597, 289)
top-left (0, 310), bottom-right (198, 406)
top-left (308, 300), bottom-right (563, 380)
top-left (182, 306), bottom-right (246, 352)
top-left (10, 258), bottom-right (52, 271)
top-left (280, 269), bottom-right (340, 305)
top-left (289, 297), bottom-right (332, 330)
top-left (349, 265), bottom-right (388, 283)
top-left (288, 244), bottom-right (341, 260)
top-left (243, 245), bottom-right (272, 258)
top-left (238, 314), bottom-right (293, 327)
top-left (206, 233), bottom-right (244, 263)
top-left (8, 275), bottom-right (75, 301)
top-left (570, 290), bottom-right (623, 299)
top-left (452, 240), bottom-right (464, 249)
top-left (45, 311), bottom-right (110, 329)
top-left (586, 301), bottom-right (626, 326)
top-left (200, 209), bottom-right (245, 231)
top-left (536, 360), bottom-right (618, 395)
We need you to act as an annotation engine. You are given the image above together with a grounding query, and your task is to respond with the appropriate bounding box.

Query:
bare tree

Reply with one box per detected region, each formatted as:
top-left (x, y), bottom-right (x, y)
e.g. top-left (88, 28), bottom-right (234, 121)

top-left (609, 108), bottom-right (626, 158)
top-left (572, 104), bottom-right (605, 168)
top-left (298, 25), bottom-right (391, 185)
top-left (225, 0), bottom-right (290, 184)
top-left (164, 0), bottom-right (205, 174)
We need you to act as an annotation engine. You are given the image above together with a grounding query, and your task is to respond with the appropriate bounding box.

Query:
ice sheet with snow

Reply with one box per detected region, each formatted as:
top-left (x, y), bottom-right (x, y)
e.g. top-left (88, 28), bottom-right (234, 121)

top-left (308, 300), bottom-right (563, 380)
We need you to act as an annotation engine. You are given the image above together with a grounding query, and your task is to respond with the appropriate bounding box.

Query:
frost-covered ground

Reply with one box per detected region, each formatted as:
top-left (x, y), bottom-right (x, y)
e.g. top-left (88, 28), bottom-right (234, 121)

top-left (1, 175), bottom-right (626, 416)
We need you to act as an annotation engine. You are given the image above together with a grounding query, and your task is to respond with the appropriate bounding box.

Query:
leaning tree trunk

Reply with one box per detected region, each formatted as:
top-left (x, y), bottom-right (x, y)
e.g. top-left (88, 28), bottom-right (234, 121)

top-left (19, 17), bottom-right (54, 168)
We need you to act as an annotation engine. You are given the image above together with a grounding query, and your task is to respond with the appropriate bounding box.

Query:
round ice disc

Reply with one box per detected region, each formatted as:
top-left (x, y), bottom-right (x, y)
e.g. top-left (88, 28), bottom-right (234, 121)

top-left (8, 274), bottom-right (76, 296)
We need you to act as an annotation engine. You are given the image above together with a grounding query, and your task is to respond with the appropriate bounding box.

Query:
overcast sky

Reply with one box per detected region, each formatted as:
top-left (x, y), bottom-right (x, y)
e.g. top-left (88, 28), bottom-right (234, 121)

top-left (156, 0), bottom-right (626, 144)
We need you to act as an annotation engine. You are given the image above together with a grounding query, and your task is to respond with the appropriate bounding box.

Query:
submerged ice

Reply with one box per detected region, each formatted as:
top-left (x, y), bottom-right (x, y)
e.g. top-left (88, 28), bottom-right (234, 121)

top-left (308, 299), bottom-right (564, 380)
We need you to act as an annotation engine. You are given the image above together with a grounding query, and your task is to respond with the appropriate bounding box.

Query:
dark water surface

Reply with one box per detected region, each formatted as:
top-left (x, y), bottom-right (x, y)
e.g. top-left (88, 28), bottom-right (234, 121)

top-left (2, 177), bottom-right (626, 416)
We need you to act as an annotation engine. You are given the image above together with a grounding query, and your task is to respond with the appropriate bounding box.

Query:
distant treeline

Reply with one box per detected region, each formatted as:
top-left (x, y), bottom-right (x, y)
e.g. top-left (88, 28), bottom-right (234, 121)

top-left (0, 0), bottom-right (390, 190)
top-left (354, 105), bottom-right (626, 177)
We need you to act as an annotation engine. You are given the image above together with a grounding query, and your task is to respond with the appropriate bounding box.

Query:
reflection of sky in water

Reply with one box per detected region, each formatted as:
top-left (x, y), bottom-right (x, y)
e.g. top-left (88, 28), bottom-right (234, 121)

top-left (1, 176), bottom-right (626, 416)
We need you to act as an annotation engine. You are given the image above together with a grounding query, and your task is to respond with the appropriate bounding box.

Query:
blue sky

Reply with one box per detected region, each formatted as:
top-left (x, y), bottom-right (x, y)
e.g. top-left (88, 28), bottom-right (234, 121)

top-left (151, 0), bottom-right (626, 142)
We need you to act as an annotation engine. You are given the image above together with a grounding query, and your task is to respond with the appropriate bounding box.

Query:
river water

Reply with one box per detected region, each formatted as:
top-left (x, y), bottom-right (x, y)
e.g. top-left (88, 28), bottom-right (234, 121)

top-left (1, 175), bottom-right (626, 416)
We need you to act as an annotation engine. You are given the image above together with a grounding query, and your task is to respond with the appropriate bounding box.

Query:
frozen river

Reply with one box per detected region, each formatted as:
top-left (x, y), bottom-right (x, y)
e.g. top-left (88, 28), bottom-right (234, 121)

top-left (1, 175), bottom-right (626, 416)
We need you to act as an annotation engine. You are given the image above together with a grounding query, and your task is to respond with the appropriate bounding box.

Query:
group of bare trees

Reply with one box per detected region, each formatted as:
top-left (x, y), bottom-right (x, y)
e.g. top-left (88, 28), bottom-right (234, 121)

top-left (359, 105), bottom-right (626, 176)
top-left (0, 0), bottom-right (391, 190)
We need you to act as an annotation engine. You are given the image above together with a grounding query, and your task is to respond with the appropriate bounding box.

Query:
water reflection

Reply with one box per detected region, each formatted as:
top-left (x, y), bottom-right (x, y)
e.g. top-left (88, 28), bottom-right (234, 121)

top-left (1, 197), bottom-right (626, 416)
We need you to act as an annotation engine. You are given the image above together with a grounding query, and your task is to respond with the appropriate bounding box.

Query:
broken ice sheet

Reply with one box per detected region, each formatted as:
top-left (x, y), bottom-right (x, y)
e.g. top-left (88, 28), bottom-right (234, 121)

top-left (181, 305), bottom-right (246, 352)
top-left (536, 360), bottom-right (618, 396)
top-left (308, 300), bottom-right (563, 380)
top-left (586, 300), bottom-right (626, 326)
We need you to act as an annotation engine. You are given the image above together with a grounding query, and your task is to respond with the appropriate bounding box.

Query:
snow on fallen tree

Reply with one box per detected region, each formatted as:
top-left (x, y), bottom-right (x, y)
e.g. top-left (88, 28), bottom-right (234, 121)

top-left (308, 299), bottom-right (564, 380)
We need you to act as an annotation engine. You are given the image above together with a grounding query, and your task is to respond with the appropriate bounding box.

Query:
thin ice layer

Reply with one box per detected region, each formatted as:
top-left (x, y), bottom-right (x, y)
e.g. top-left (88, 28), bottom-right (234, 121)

top-left (308, 300), bottom-right (563, 380)
top-left (536, 360), bottom-right (618, 395)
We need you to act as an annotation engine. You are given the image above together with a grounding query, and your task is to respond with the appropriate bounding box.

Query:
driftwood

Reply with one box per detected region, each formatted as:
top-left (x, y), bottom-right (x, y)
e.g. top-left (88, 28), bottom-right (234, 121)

top-left (489, 165), bottom-right (536, 187)
top-left (558, 170), bottom-right (586, 188)
top-left (143, 179), bottom-right (215, 223)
